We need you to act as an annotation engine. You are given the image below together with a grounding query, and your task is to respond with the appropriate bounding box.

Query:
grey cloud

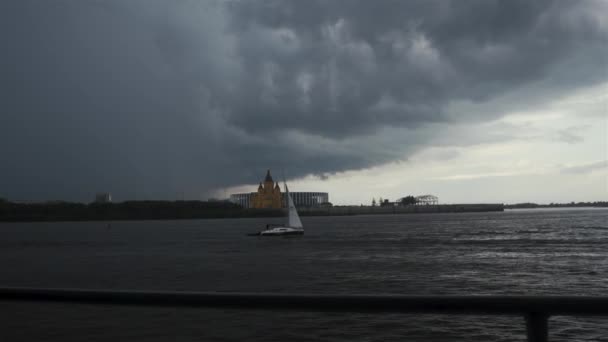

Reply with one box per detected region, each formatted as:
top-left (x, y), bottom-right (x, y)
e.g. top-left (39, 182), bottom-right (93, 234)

top-left (1, 0), bottom-right (606, 201)
top-left (561, 161), bottom-right (608, 174)
top-left (556, 125), bottom-right (590, 144)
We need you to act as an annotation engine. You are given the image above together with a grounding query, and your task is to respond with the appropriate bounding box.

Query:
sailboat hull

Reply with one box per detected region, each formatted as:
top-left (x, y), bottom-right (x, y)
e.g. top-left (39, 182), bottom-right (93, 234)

top-left (258, 227), bottom-right (304, 236)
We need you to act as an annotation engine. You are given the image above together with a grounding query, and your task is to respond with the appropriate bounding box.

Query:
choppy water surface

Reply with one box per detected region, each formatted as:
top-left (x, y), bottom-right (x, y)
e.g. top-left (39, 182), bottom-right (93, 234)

top-left (2, 208), bottom-right (608, 341)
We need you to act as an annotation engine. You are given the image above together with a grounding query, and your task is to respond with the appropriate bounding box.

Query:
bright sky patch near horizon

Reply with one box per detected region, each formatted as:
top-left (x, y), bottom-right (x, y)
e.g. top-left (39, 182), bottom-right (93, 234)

top-left (1, 0), bottom-right (606, 204)
top-left (227, 81), bottom-right (608, 204)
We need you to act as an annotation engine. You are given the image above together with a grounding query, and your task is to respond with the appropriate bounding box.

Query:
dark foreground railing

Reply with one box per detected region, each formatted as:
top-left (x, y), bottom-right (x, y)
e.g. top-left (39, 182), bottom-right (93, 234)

top-left (2, 288), bottom-right (608, 342)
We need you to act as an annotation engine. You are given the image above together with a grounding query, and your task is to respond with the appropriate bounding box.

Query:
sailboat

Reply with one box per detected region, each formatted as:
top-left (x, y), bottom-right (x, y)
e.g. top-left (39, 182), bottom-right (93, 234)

top-left (255, 183), bottom-right (304, 236)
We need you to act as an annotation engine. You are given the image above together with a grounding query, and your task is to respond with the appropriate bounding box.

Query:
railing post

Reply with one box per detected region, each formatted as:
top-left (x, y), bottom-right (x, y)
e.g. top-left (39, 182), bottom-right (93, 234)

top-left (525, 312), bottom-right (548, 342)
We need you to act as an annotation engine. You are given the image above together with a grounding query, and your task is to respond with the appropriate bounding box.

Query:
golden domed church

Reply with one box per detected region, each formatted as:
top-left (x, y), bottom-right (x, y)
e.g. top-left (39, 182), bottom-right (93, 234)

top-left (250, 170), bottom-right (283, 209)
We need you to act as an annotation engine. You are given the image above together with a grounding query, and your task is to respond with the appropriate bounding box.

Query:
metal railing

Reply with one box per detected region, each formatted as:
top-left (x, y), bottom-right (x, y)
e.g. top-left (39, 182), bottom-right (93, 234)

top-left (2, 287), bottom-right (608, 342)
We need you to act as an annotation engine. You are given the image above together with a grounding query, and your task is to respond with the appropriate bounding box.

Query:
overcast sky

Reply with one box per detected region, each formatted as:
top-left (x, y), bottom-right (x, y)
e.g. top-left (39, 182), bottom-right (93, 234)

top-left (1, 0), bottom-right (606, 204)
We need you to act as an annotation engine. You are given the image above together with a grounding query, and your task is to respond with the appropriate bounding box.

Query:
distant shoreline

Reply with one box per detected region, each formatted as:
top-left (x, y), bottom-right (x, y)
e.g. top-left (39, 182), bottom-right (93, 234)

top-left (0, 200), bottom-right (501, 222)
top-left (504, 202), bottom-right (608, 209)
top-left (506, 206), bottom-right (608, 211)
top-left (0, 199), bottom-right (605, 223)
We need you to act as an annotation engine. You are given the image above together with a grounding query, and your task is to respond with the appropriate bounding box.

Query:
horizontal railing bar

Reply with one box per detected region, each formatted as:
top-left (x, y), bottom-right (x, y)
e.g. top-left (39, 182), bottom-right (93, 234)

top-left (2, 287), bottom-right (608, 316)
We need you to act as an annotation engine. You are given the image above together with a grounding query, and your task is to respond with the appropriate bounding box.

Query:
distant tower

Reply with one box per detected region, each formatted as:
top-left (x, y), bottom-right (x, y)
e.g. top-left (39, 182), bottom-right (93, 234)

top-left (250, 170), bottom-right (283, 209)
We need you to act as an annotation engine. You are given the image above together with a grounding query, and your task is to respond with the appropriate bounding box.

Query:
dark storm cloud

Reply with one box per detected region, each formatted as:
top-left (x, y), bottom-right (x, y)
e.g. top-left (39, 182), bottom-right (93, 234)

top-left (1, 0), bottom-right (606, 200)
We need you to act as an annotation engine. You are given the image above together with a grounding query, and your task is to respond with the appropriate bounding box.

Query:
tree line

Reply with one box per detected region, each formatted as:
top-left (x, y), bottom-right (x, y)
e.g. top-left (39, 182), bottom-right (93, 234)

top-left (0, 200), bottom-right (285, 222)
top-left (371, 196), bottom-right (417, 207)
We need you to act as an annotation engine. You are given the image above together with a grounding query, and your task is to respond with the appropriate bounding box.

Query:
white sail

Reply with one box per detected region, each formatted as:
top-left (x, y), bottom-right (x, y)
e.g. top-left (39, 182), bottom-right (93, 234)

top-left (285, 185), bottom-right (303, 229)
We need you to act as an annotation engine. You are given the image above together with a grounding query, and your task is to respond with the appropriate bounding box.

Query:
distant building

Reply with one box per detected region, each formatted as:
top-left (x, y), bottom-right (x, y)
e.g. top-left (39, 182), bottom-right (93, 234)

top-left (229, 170), bottom-right (329, 208)
top-left (290, 192), bottom-right (329, 208)
top-left (229, 193), bottom-right (253, 208)
top-left (396, 196), bottom-right (416, 206)
top-left (94, 193), bottom-right (112, 203)
top-left (250, 170), bottom-right (283, 209)
top-left (380, 199), bottom-right (396, 207)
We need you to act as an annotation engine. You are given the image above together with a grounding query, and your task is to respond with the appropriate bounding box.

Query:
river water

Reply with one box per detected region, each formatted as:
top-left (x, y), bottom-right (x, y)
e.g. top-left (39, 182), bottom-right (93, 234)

top-left (1, 208), bottom-right (608, 341)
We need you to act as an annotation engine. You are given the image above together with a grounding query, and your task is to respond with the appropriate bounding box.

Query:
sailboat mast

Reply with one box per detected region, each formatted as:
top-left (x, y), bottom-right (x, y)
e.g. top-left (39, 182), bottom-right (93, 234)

top-left (283, 176), bottom-right (288, 209)
top-left (283, 179), bottom-right (288, 224)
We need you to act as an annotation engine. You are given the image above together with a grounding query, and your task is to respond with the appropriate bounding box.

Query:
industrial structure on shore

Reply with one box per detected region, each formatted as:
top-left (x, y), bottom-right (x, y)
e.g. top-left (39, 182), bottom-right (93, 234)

top-left (414, 194), bottom-right (439, 205)
top-left (229, 170), bottom-right (329, 209)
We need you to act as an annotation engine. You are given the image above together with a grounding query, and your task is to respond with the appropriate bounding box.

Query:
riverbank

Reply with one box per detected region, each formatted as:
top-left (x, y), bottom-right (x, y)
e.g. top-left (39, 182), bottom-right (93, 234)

top-left (299, 204), bottom-right (504, 216)
top-left (0, 200), bottom-right (507, 222)
top-left (0, 200), bottom-right (268, 222)
top-left (505, 202), bottom-right (608, 209)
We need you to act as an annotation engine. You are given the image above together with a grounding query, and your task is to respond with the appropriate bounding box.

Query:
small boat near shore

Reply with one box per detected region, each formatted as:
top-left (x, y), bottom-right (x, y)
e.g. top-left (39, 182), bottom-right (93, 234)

top-left (250, 183), bottom-right (303, 236)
